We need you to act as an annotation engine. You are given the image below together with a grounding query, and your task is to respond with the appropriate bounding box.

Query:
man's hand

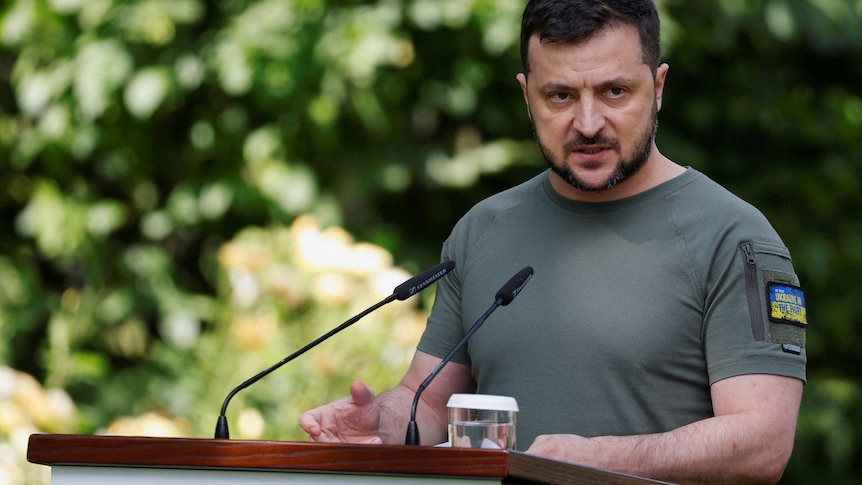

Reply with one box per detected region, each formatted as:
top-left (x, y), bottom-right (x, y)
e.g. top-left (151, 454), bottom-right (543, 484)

top-left (299, 380), bottom-right (383, 444)
top-left (524, 375), bottom-right (802, 485)
top-left (526, 433), bottom-right (599, 464)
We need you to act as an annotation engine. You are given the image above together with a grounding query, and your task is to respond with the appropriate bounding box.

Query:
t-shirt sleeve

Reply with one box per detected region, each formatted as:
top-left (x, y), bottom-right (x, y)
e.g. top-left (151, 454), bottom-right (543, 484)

top-left (705, 239), bottom-right (808, 384)
top-left (416, 237), bottom-right (472, 364)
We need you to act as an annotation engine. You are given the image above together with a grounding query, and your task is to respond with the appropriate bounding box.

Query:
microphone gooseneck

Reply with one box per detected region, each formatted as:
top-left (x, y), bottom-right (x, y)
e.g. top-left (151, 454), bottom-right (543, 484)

top-left (214, 260), bottom-right (455, 439)
top-left (405, 266), bottom-right (533, 445)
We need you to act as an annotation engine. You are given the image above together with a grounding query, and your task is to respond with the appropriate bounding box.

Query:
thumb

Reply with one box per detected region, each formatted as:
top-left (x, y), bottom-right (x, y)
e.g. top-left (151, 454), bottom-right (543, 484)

top-left (349, 380), bottom-right (376, 406)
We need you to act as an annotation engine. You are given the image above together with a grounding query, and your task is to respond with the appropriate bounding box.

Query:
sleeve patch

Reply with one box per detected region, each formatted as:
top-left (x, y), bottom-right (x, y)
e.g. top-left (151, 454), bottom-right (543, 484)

top-left (767, 282), bottom-right (808, 327)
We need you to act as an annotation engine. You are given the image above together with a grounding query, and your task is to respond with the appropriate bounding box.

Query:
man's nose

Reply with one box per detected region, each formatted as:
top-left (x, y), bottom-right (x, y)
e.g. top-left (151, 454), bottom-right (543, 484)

top-left (571, 98), bottom-right (606, 139)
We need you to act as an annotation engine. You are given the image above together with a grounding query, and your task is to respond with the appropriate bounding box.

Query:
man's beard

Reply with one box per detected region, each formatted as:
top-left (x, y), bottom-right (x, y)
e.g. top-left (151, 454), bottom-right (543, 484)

top-left (535, 103), bottom-right (658, 193)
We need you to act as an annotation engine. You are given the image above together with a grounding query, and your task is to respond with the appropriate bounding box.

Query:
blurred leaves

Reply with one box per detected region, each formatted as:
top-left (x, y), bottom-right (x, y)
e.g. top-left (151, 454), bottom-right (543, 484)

top-left (0, 0), bottom-right (860, 483)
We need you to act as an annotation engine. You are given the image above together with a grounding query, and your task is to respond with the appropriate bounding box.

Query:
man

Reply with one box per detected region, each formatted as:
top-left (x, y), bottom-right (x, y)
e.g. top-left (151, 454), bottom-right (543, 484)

top-left (300, 1), bottom-right (807, 483)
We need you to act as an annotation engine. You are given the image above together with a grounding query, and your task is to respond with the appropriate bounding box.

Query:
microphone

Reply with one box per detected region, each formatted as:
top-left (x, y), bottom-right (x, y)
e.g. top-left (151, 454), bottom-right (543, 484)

top-left (404, 266), bottom-right (534, 445)
top-left (214, 260), bottom-right (455, 439)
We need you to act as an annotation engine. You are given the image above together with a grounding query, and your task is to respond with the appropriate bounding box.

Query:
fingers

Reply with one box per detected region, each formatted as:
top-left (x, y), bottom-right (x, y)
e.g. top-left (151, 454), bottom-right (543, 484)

top-left (299, 381), bottom-right (377, 442)
top-left (309, 433), bottom-right (381, 444)
top-left (298, 409), bottom-right (322, 438)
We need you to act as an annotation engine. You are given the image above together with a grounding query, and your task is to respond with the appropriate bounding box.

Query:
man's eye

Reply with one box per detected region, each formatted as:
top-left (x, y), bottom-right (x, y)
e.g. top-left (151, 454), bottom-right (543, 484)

top-left (606, 87), bottom-right (626, 99)
top-left (550, 92), bottom-right (570, 102)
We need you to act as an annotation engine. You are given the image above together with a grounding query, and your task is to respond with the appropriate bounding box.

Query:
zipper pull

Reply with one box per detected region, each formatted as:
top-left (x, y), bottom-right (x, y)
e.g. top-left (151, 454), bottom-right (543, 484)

top-left (742, 242), bottom-right (756, 265)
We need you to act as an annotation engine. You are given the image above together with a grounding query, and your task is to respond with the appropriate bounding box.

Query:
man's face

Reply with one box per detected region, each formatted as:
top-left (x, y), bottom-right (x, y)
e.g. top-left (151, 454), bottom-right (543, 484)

top-left (517, 24), bottom-right (669, 200)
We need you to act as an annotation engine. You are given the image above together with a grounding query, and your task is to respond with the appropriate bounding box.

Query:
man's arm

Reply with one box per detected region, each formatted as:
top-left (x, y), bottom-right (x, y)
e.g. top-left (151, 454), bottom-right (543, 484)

top-left (299, 350), bottom-right (476, 445)
top-left (526, 374), bottom-right (802, 485)
top-left (377, 350), bottom-right (476, 444)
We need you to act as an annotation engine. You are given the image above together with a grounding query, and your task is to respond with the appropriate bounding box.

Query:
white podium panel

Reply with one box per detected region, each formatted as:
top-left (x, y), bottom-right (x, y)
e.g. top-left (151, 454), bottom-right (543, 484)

top-left (51, 466), bottom-right (496, 485)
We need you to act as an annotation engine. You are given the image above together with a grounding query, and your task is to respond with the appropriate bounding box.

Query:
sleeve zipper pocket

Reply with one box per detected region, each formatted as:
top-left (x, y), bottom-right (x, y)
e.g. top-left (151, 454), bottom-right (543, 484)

top-left (740, 242), bottom-right (766, 341)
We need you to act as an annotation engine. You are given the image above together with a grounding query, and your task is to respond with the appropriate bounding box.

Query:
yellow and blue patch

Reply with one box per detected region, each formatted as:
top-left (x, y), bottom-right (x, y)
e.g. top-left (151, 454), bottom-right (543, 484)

top-left (767, 282), bottom-right (808, 327)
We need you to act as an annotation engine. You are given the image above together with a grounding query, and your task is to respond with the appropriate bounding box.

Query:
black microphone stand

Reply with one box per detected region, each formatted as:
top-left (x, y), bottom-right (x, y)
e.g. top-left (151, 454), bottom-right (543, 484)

top-left (405, 266), bottom-right (533, 445)
top-left (215, 293), bottom-right (398, 439)
top-left (215, 260), bottom-right (455, 439)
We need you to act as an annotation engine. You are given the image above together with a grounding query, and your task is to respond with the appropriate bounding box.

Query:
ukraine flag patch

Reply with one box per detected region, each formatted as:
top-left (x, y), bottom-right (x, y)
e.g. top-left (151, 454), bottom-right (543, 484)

top-left (767, 282), bottom-right (808, 327)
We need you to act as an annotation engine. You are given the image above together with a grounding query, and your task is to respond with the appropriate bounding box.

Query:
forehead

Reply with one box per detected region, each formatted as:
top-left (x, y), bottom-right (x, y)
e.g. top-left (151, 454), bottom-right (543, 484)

top-left (526, 24), bottom-right (648, 81)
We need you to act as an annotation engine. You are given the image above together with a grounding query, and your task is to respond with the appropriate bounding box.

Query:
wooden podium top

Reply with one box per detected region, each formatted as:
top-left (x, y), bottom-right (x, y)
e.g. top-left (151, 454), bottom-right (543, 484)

top-left (28, 434), bottom-right (672, 485)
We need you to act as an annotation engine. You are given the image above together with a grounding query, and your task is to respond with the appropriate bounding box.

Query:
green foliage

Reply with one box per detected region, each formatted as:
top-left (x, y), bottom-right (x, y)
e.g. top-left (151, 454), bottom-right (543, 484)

top-left (0, 0), bottom-right (860, 483)
top-left (657, 3), bottom-right (862, 481)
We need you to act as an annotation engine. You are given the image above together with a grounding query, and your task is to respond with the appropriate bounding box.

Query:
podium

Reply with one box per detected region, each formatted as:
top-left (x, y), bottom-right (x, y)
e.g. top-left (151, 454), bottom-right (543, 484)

top-left (28, 434), bottom-right (673, 484)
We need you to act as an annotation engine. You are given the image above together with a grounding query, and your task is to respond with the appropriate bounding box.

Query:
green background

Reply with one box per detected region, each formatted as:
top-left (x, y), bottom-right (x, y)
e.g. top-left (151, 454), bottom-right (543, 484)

top-left (1, 0), bottom-right (860, 483)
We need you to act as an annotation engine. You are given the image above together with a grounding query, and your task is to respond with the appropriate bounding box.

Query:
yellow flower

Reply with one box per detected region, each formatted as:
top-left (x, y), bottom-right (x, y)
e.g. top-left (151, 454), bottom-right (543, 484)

top-left (230, 312), bottom-right (279, 351)
top-left (102, 412), bottom-right (187, 437)
top-left (311, 272), bottom-right (353, 306)
top-left (236, 408), bottom-right (265, 439)
top-left (344, 243), bottom-right (393, 277)
top-left (0, 401), bottom-right (27, 434)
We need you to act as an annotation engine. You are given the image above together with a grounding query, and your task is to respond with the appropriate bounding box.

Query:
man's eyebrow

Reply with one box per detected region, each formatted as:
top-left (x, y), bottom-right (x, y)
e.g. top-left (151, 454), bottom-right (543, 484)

top-left (537, 77), bottom-right (637, 93)
top-left (598, 77), bottom-right (639, 89)
top-left (537, 82), bottom-right (575, 92)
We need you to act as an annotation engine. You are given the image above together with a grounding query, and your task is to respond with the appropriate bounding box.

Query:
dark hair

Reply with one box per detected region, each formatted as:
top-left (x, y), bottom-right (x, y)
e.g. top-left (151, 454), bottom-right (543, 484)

top-left (520, 0), bottom-right (661, 75)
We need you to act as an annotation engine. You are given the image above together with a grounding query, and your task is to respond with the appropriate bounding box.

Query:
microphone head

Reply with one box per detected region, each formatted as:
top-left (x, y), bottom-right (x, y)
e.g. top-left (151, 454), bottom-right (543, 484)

top-left (393, 260), bottom-right (456, 301)
top-left (496, 266), bottom-right (534, 306)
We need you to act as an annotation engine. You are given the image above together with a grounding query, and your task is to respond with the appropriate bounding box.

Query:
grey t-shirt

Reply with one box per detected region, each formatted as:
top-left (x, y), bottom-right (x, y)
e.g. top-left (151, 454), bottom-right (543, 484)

top-left (418, 168), bottom-right (807, 450)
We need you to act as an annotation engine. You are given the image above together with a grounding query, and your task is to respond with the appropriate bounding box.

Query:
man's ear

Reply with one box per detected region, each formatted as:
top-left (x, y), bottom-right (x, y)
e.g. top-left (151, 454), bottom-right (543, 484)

top-left (516, 72), bottom-right (532, 121)
top-left (654, 63), bottom-right (669, 112)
